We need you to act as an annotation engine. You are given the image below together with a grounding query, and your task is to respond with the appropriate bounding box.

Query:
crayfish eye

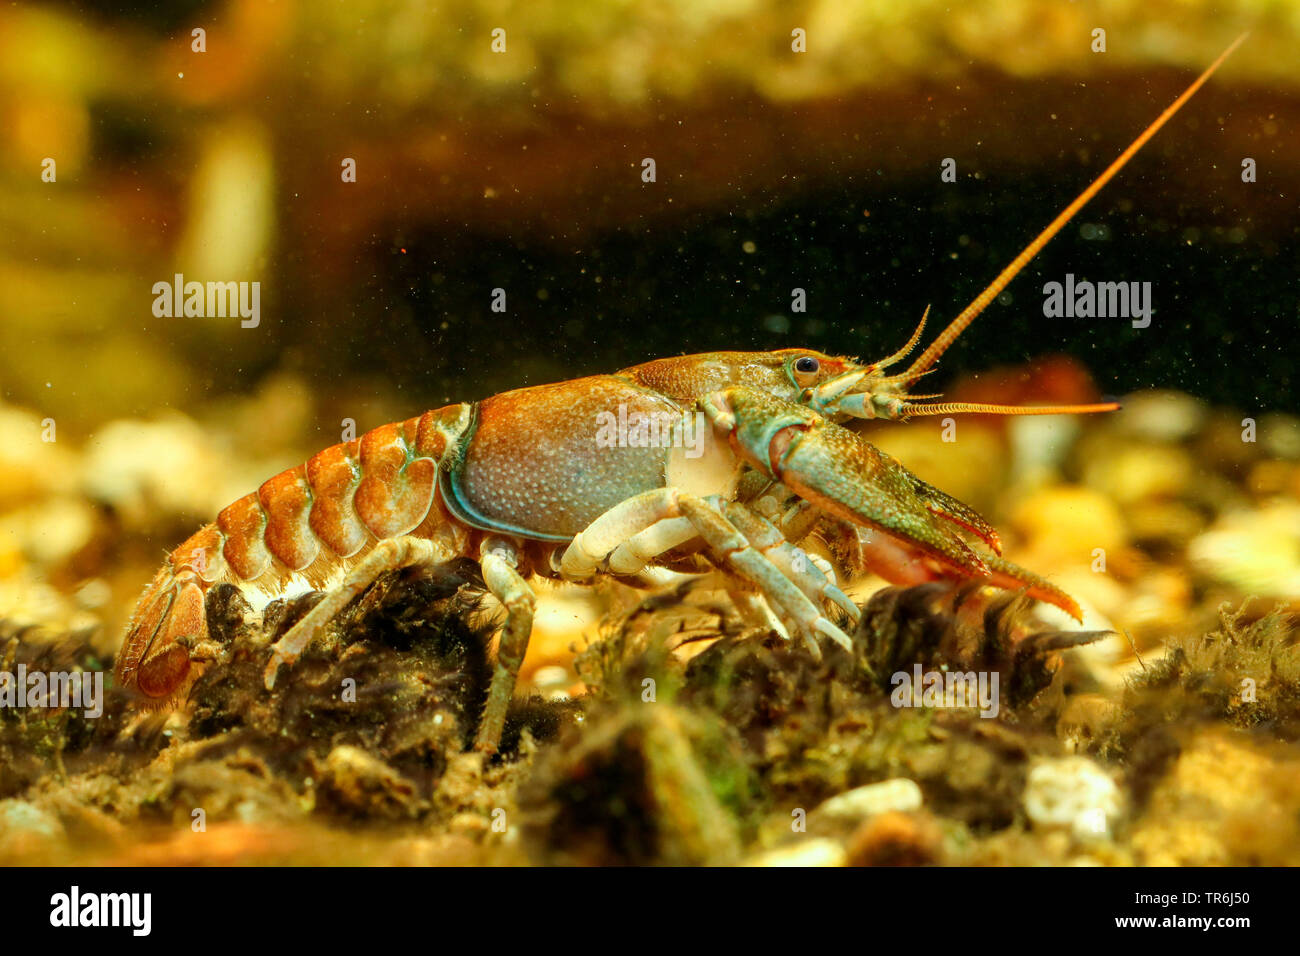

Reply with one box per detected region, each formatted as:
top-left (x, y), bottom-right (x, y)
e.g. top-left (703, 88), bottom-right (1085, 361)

top-left (794, 356), bottom-right (820, 374)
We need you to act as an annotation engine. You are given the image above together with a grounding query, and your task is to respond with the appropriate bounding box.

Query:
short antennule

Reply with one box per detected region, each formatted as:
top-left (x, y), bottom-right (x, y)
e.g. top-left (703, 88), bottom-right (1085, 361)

top-left (869, 305), bottom-right (929, 371)
top-left (874, 366), bottom-right (939, 389)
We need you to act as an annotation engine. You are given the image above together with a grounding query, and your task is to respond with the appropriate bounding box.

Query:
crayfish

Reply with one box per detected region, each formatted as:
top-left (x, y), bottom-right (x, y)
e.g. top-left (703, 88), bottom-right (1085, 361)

top-left (115, 37), bottom-right (1243, 754)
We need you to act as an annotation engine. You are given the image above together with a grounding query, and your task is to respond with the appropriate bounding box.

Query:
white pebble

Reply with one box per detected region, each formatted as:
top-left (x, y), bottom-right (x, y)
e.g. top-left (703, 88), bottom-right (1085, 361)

top-left (814, 778), bottom-right (923, 822)
top-left (744, 838), bottom-right (846, 868)
top-left (1024, 757), bottom-right (1121, 841)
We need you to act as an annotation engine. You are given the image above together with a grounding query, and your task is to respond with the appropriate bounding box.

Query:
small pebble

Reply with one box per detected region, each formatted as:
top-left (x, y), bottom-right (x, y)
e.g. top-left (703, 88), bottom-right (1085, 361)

top-left (0, 800), bottom-right (66, 859)
top-left (1011, 486), bottom-right (1127, 561)
top-left (813, 778), bottom-right (923, 822)
top-left (1187, 503), bottom-right (1300, 598)
top-left (744, 838), bottom-right (847, 867)
top-left (1082, 444), bottom-right (1193, 506)
top-left (1261, 413), bottom-right (1300, 460)
top-left (1024, 756), bottom-right (1122, 842)
top-left (1115, 390), bottom-right (1206, 442)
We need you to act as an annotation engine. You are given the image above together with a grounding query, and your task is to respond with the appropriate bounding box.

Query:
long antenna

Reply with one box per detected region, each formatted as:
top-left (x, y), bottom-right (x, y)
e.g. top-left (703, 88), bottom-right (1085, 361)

top-left (899, 32), bottom-right (1248, 385)
top-left (898, 400), bottom-right (1120, 419)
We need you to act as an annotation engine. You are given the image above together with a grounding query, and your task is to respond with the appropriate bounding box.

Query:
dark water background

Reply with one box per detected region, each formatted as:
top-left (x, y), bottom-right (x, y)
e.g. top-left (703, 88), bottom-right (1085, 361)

top-left (369, 172), bottom-right (1286, 408)
top-left (25, 3), bottom-right (1296, 422)
top-left (285, 146), bottom-right (1290, 420)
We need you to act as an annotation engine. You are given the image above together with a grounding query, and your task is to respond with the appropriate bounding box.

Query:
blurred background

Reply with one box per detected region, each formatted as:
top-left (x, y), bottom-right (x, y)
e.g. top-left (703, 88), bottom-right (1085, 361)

top-left (0, 0), bottom-right (1296, 675)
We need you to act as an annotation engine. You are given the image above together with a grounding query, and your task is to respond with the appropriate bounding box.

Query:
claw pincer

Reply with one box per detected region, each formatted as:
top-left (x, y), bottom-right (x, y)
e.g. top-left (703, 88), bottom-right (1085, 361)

top-left (701, 386), bottom-right (1082, 621)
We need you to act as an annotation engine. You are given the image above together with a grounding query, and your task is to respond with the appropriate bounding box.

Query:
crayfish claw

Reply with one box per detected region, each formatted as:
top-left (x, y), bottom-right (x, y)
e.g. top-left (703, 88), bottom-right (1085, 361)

top-left (912, 477), bottom-right (1004, 555)
top-left (983, 554), bottom-right (1084, 622)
